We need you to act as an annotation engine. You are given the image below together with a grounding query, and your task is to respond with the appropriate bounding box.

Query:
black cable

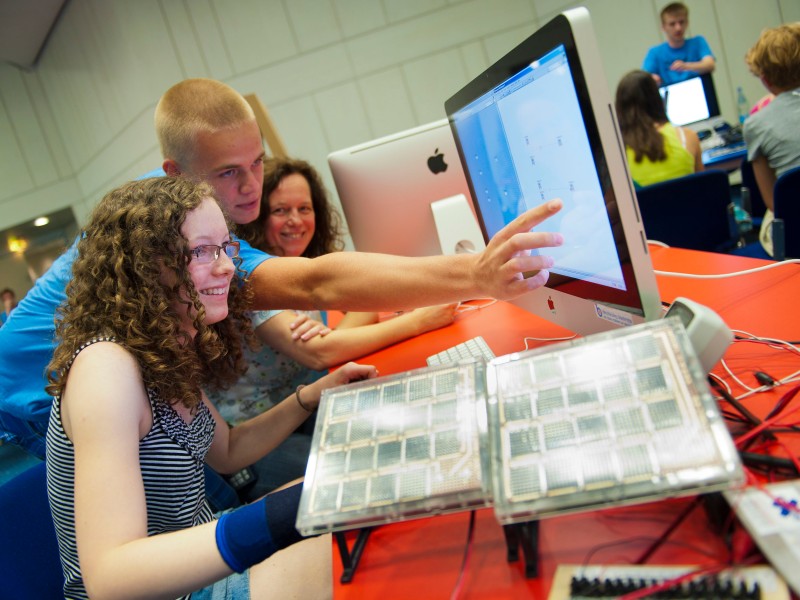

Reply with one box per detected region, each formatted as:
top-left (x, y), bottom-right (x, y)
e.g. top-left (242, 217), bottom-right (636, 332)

top-left (739, 451), bottom-right (800, 475)
top-left (754, 371), bottom-right (778, 387)
top-left (449, 510), bottom-right (476, 600)
top-left (633, 496), bottom-right (704, 564)
top-left (707, 376), bottom-right (776, 446)
top-left (734, 334), bottom-right (800, 345)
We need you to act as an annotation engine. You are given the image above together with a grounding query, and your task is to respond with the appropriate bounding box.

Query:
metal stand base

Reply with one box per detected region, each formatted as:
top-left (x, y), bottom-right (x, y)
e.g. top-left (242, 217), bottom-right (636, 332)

top-left (502, 521), bottom-right (540, 578)
top-left (335, 528), bottom-right (373, 584)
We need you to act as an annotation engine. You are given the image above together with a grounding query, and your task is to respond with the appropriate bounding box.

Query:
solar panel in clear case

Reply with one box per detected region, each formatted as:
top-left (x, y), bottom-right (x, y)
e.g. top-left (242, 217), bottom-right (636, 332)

top-left (487, 318), bottom-right (744, 524)
top-left (297, 360), bottom-right (491, 535)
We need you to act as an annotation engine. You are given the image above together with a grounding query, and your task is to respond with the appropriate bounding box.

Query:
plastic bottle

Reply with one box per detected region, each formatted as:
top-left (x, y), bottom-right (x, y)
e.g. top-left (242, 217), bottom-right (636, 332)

top-left (734, 186), bottom-right (753, 234)
top-left (737, 87), bottom-right (749, 124)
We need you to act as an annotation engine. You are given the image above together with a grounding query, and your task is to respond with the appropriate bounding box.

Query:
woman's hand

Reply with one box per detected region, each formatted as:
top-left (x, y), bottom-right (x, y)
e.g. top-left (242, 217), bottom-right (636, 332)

top-left (407, 303), bottom-right (458, 335)
top-left (289, 312), bottom-right (331, 341)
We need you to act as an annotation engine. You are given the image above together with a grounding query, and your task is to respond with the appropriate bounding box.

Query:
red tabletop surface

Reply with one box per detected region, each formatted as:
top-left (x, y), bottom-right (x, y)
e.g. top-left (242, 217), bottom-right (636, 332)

top-left (329, 247), bottom-right (800, 599)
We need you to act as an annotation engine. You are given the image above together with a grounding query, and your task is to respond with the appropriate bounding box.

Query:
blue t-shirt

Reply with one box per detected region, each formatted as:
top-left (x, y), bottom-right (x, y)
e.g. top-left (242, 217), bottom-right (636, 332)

top-left (0, 236), bottom-right (271, 455)
top-left (642, 36), bottom-right (713, 86)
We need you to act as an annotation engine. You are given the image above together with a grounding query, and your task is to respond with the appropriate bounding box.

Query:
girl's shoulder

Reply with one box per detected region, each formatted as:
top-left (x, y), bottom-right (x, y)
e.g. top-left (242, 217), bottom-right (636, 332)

top-left (67, 337), bottom-right (142, 391)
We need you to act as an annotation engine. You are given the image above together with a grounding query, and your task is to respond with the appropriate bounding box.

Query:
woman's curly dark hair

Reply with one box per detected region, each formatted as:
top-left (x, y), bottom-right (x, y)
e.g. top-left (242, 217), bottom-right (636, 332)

top-left (237, 157), bottom-right (345, 257)
top-left (46, 176), bottom-right (254, 410)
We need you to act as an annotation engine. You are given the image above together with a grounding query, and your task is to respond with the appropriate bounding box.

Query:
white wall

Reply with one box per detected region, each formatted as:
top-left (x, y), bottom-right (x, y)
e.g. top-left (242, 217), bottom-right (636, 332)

top-left (1, 0), bottom-right (798, 244)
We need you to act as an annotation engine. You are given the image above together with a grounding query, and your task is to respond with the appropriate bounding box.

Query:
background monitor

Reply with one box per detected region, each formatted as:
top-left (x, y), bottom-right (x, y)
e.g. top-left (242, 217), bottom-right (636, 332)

top-left (328, 119), bottom-right (484, 257)
top-left (445, 7), bottom-right (662, 336)
top-left (659, 73), bottom-right (721, 127)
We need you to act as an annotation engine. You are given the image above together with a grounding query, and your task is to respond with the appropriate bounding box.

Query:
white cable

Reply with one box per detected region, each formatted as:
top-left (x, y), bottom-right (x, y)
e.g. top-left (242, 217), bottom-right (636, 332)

top-left (456, 298), bottom-right (497, 313)
top-left (717, 333), bottom-right (800, 401)
top-left (732, 329), bottom-right (800, 357)
top-left (719, 356), bottom-right (757, 392)
top-left (655, 258), bottom-right (800, 279)
top-left (523, 334), bottom-right (576, 350)
top-left (708, 372), bottom-right (733, 396)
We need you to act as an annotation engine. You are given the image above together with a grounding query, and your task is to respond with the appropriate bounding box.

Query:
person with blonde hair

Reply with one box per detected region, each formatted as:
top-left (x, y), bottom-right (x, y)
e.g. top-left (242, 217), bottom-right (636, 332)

top-left (45, 175), bottom-right (377, 599)
top-left (615, 69), bottom-right (703, 187)
top-left (643, 2), bottom-right (716, 86)
top-left (743, 22), bottom-right (800, 257)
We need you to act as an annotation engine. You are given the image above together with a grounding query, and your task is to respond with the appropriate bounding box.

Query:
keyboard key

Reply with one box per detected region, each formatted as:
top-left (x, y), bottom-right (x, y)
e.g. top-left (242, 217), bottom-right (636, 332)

top-left (426, 335), bottom-right (496, 366)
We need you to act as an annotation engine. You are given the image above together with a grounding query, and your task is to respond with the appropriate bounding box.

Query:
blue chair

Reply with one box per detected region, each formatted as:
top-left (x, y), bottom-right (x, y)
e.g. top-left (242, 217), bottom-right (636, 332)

top-left (0, 462), bottom-right (65, 598)
top-left (772, 166), bottom-right (800, 260)
top-left (635, 170), bottom-right (738, 253)
top-left (731, 165), bottom-right (800, 261)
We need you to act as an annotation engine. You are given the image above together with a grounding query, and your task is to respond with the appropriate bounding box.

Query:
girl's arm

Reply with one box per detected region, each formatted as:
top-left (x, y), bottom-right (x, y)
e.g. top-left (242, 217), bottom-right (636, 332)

top-left (205, 361), bottom-right (378, 474)
top-left (255, 304), bottom-right (458, 371)
top-left (335, 311), bottom-right (379, 329)
top-left (751, 155), bottom-right (777, 211)
top-left (683, 127), bottom-right (704, 173)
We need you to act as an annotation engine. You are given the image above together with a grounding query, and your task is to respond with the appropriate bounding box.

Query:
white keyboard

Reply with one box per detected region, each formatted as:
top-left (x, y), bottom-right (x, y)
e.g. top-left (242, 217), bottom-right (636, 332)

top-left (426, 335), bottom-right (496, 366)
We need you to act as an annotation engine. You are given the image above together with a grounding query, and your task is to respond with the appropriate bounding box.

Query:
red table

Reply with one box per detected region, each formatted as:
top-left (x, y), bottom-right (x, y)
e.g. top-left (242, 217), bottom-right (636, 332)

top-left (331, 247), bottom-right (800, 598)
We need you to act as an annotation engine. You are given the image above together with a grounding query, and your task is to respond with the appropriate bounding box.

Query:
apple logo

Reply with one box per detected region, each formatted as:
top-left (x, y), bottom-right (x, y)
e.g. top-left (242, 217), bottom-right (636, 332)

top-left (547, 296), bottom-right (555, 312)
top-left (427, 148), bottom-right (448, 174)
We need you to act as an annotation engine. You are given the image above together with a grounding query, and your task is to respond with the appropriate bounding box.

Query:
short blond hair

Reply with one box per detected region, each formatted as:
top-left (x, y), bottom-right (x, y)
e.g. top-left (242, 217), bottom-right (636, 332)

top-left (660, 2), bottom-right (688, 23)
top-left (746, 23), bottom-right (800, 91)
top-left (154, 78), bottom-right (256, 166)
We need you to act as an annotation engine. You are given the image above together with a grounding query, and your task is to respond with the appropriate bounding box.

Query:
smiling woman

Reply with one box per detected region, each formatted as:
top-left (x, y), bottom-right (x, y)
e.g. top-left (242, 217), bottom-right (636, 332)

top-left (238, 156), bottom-right (344, 258)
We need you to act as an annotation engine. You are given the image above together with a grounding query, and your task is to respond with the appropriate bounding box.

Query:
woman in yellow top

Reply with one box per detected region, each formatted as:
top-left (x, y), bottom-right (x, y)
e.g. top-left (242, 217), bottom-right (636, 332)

top-left (615, 69), bottom-right (703, 187)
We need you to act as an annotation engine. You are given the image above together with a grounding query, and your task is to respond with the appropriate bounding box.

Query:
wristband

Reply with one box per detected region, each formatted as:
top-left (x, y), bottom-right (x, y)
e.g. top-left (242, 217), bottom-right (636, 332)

top-left (214, 483), bottom-right (307, 573)
top-left (215, 498), bottom-right (275, 573)
top-left (295, 384), bottom-right (314, 412)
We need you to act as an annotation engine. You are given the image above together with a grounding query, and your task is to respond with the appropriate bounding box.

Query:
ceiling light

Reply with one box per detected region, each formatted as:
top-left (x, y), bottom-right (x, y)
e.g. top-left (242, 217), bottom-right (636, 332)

top-left (8, 236), bottom-right (28, 254)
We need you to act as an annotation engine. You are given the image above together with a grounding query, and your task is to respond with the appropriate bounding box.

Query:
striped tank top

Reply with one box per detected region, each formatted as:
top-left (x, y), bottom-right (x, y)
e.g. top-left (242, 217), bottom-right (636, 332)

top-left (46, 337), bottom-right (216, 599)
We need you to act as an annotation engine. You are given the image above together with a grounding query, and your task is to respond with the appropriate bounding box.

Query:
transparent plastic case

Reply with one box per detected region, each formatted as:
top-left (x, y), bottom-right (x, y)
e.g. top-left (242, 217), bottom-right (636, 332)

top-left (486, 318), bottom-right (744, 524)
top-left (296, 360), bottom-right (491, 535)
top-left (296, 319), bottom-right (744, 535)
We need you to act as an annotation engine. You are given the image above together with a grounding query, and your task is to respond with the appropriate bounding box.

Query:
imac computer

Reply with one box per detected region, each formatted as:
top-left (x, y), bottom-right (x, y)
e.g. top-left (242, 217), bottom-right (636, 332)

top-left (328, 119), bottom-right (485, 257)
top-left (659, 73), bottom-right (721, 127)
top-left (445, 6), bottom-right (662, 336)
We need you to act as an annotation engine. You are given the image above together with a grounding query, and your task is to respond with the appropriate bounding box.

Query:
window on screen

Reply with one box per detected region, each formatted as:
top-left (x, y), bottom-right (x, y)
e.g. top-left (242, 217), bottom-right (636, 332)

top-left (454, 45), bottom-right (625, 291)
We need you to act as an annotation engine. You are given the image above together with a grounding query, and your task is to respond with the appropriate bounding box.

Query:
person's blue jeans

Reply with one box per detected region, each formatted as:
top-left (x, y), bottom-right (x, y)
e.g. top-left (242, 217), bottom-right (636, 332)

top-left (0, 411), bottom-right (47, 459)
top-left (203, 465), bottom-right (243, 512)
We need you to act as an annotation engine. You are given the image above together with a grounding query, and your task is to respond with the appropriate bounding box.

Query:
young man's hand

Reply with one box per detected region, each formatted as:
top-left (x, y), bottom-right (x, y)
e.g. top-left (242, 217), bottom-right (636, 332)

top-left (471, 198), bottom-right (563, 301)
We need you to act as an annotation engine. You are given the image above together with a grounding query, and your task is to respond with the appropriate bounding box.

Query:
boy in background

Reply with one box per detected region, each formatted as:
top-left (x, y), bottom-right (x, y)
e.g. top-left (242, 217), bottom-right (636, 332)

top-left (643, 2), bottom-right (716, 86)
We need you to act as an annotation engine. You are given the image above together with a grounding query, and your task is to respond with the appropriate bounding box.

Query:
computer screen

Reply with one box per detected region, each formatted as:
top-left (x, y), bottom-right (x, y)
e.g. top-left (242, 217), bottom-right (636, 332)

top-left (328, 119), bottom-right (484, 257)
top-left (659, 73), bottom-right (720, 127)
top-left (445, 7), bottom-right (661, 336)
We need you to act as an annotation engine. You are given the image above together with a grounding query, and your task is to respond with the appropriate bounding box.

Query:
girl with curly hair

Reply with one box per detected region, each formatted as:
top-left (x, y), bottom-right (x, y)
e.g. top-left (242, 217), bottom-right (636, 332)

top-left (45, 176), bottom-right (376, 599)
top-left (208, 159), bottom-right (458, 500)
